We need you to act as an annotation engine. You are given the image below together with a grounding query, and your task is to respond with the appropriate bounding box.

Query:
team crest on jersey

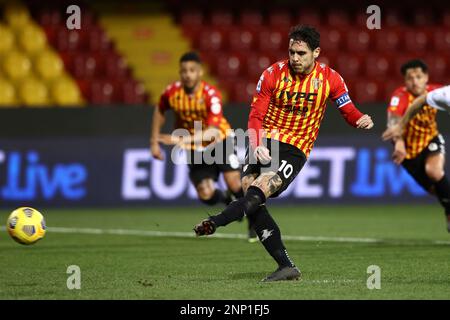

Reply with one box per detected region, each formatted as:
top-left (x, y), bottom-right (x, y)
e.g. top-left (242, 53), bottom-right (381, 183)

top-left (278, 62), bottom-right (285, 70)
top-left (312, 78), bottom-right (323, 90)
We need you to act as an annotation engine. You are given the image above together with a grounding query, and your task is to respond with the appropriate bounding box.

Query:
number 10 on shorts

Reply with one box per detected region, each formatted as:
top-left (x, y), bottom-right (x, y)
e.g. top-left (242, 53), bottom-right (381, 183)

top-left (278, 160), bottom-right (294, 179)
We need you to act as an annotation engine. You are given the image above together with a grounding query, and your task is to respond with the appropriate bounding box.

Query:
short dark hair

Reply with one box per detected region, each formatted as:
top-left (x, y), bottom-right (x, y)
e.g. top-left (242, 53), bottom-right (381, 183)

top-left (288, 25), bottom-right (320, 50)
top-left (180, 52), bottom-right (201, 64)
top-left (400, 59), bottom-right (428, 76)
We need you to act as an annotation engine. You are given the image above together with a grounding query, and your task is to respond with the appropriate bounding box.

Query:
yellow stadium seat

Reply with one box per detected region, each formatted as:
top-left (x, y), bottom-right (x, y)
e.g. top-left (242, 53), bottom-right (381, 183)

top-left (0, 24), bottom-right (15, 54)
top-left (50, 77), bottom-right (84, 106)
top-left (4, 2), bottom-right (31, 30)
top-left (2, 50), bottom-right (31, 80)
top-left (0, 77), bottom-right (17, 106)
top-left (17, 23), bottom-right (47, 54)
top-left (35, 50), bottom-right (64, 80)
top-left (18, 77), bottom-right (50, 106)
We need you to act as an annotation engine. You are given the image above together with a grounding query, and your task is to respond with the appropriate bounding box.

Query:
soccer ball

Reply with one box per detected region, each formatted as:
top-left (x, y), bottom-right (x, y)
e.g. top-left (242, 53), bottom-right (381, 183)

top-left (6, 207), bottom-right (46, 245)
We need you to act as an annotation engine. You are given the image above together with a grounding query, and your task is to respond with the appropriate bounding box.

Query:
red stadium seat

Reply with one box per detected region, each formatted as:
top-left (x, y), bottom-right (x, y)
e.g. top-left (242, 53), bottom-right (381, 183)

top-left (412, 9), bottom-right (435, 26)
top-left (424, 53), bottom-right (449, 79)
top-left (232, 79), bottom-right (256, 104)
top-left (352, 79), bottom-right (383, 103)
top-left (258, 28), bottom-right (285, 51)
top-left (215, 53), bottom-right (245, 78)
top-left (90, 79), bottom-right (117, 105)
top-left (35, 9), bottom-right (62, 26)
top-left (180, 10), bottom-right (204, 28)
top-left (268, 10), bottom-right (292, 28)
top-left (120, 80), bottom-right (148, 104)
top-left (317, 53), bottom-right (337, 68)
top-left (335, 54), bottom-right (363, 79)
top-left (365, 54), bottom-right (393, 78)
top-left (104, 53), bottom-right (130, 78)
top-left (319, 28), bottom-right (343, 53)
top-left (384, 79), bottom-right (403, 102)
top-left (393, 54), bottom-right (420, 76)
top-left (346, 29), bottom-right (373, 52)
top-left (383, 8), bottom-right (405, 27)
top-left (443, 10), bottom-right (450, 27)
top-left (432, 29), bottom-right (450, 52)
top-left (229, 28), bottom-right (255, 51)
top-left (55, 29), bottom-right (87, 51)
top-left (374, 28), bottom-right (404, 52)
top-left (210, 10), bottom-right (234, 27)
top-left (354, 11), bottom-right (369, 28)
top-left (404, 29), bottom-right (430, 53)
top-left (88, 27), bottom-right (113, 52)
top-left (71, 53), bottom-right (102, 78)
top-left (296, 9), bottom-right (321, 26)
top-left (239, 10), bottom-right (264, 27)
top-left (325, 10), bottom-right (351, 27)
top-left (246, 52), bottom-right (273, 79)
top-left (198, 28), bottom-right (227, 51)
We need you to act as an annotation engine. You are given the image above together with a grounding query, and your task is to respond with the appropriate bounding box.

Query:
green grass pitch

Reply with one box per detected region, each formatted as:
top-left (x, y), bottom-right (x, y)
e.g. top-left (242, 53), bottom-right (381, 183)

top-left (0, 205), bottom-right (449, 300)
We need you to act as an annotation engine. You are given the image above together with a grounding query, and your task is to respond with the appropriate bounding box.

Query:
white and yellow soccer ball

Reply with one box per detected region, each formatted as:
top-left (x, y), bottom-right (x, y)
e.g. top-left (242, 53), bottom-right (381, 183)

top-left (6, 207), bottom-right (46, 245)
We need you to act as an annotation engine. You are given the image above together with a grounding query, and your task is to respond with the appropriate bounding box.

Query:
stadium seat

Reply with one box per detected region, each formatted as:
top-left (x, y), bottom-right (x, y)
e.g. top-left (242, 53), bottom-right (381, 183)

top-left (393, 54), bottom-right (419, 76)
top-left (383, 8), bottom-right (404, 27)
top-left (443, 10), bottom-right (450, 27)
top-left (319, 28), bottom-right (343, 53)
top-left (325, 10), bottom-right (351, 27)
top-left (346, 29), bottom-right (372, 52)
top-left (198, 28), bottom-right (227, 51)
top-left (120, 80), bottom-right (148, 104)
top-left (352, 79), bottom-right (383, 104)
top-left (246, 52), bottom-right (273, 79)
top-left (35, 8), bottom-right (62, 27)
top-left (55, 29), bottom-right (87, 51)
top-left (210, 10), bottom-right (234, 27)
top-left (17, 23), bottom-right (47, 55)
top-left (231, 79), bottom-right (256, 104)
top-left (104, 53), bottom-right (130, 78)
top-left (4, 3), bottom-right (31, 30)
top-left (296, 9), bottom-right (321, 26)
top-left (229, 28), bottom-right (255, 51)
top-left (215, 53), bottom-right (245, 78)
top-left (179, 10), bottom-right (204, 28)
top-left (258, 28), bottom-right (285, 51)
top-left (89, 79), bottom-right (116, 105)
top-left (0, 78), bottom-right (17, 106)
top-left (239, 10), bottom-right (264, 27)
top-left (87, 27), bottom-right (113, 52)
top-left (424, 53), bottom-right (449, 79)
top-left (374, 28), bottom-right (404, 52)
top-left (18, 77), bottom-right (50, 106)
top-left (0, 24), bottom-right (14, 54)
top-left (335, 54), bottom-right (363, 79)
top-left (317, 53), bottom-right (337, 68)
top-left (50, 76), bottom-right (83, 106)
top-left (71, 53), bottom-right (101, 78)
top-left (432, 29), bottom-right (450, 52)
top-left (2, 50), bottom-right (32, 80)
top-left (34, 49), bottom-right (64, 80)
top-left (365, 54), bottom-right (393, 78)
top-left (412, 8), bottom-right (435, 26)
top-left (404, 29), bottom-right (429, 52)
top-left (268, 10), bottom-right (292, 28)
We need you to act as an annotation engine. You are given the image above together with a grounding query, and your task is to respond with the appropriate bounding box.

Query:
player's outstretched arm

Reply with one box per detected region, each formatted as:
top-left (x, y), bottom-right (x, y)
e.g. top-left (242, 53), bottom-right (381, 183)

top-left (382, 94), bottom-right (427, 141)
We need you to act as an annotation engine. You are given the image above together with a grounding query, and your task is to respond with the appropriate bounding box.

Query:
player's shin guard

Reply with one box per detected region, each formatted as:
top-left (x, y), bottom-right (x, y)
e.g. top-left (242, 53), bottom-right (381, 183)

top-left (433, 175), bottom-right (450, 215)
top-left (209, 186), bottom-right (266, 227)
top-left (248, 205), bottom-right (295, 268)
top-left (200, 189), bottom-right (227, 206)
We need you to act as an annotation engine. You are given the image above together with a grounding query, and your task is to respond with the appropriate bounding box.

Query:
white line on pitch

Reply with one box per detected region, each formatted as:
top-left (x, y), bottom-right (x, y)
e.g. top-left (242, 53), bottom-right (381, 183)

top-left (2, 226), bottom-right (450, 245)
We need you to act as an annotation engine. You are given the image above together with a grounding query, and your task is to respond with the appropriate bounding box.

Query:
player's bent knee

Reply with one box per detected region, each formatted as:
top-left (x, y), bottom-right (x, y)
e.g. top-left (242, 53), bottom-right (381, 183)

top-left (425, 166), bottom-right (444, 182)
top-left (242, 174), bottom-right (257, 193)
top-left (252, 171), bottom-right (283, 197)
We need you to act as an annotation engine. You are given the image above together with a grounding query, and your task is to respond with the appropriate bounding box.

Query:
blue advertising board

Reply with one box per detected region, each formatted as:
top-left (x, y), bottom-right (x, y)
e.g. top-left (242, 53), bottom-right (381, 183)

top-left (0, 135), bottom-right (445, 207)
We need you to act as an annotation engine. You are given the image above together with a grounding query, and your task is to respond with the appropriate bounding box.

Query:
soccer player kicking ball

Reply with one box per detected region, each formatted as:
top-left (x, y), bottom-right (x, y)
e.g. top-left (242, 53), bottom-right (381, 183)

top-left (383, 85), bottom-right (450, 231)
top-left (193, 25), bottom-right (374, 282)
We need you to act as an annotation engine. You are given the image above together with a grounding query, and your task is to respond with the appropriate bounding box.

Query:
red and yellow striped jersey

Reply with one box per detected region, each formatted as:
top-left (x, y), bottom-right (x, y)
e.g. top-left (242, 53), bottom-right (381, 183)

top-left (158, 80), bottom-right (231, 149)
top-left (387, 84), bottom-right (441, 159)
top-left (249, 60), bottom-right (358, 158)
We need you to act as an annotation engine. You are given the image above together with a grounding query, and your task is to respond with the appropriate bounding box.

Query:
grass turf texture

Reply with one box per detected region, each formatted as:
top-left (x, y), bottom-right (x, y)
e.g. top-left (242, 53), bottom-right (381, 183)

top-left (0, 205), bottom-right (449, 300)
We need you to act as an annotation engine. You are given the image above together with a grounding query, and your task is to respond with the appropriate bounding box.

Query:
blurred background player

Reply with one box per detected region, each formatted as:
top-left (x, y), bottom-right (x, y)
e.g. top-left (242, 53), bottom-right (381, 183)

top-left (151, 52), bottom-right (256, 240)
top-left (384, 60), bottom-right (450, 230)
top-left (193, 25), bottom-right (373, 282)
top-left (383, 85), bottom-right (450, 231)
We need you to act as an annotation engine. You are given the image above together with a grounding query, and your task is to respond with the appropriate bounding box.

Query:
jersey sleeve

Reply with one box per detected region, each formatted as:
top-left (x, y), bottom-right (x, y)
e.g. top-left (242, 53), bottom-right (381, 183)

top-left (328, 69), bottom-right (364, 127)
top-left (158, 86), bottom-right (171, 113)
top-left (426, 86), bottom-right (450, 112)
top-left (387, 90), bottom-right (409, 117)
top-left (205, 87), bottom-right (223, 127)
top-left (248, 67), bottom-right (276, 149)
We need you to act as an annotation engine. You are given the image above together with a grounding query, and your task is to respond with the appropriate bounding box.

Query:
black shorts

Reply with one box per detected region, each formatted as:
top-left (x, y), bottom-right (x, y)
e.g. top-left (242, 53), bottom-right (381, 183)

top-left (242, 139), bottom-right (307, 198)
top-left (402, 134), bottom-right (446, 191)
top-left (188, 136), bottom-right (240, 186)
